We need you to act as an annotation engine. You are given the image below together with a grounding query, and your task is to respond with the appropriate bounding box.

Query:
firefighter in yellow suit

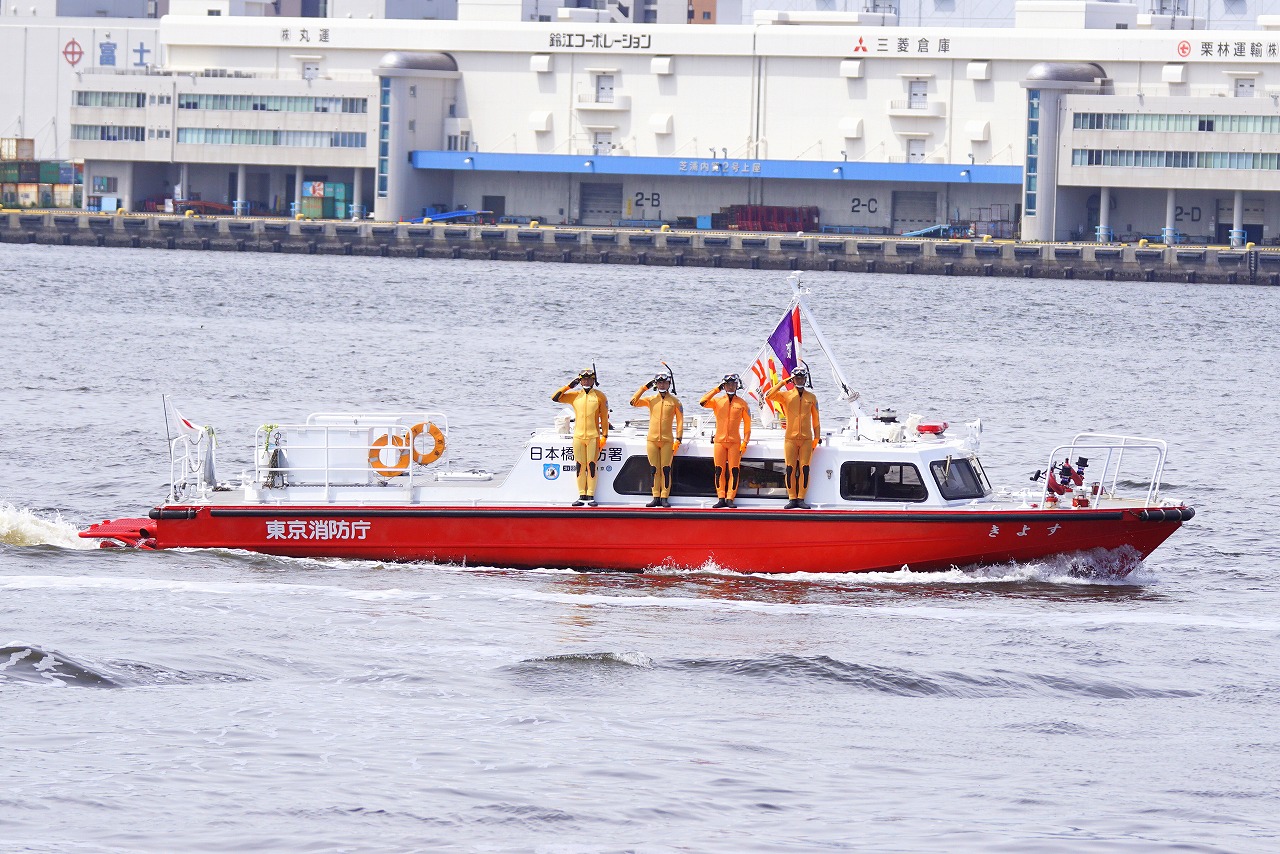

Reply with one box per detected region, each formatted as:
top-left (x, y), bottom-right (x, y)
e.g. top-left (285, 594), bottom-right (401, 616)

top-left (552, 368), bottom-right (609, 506)
top-left (699, 374), bottom-right (752, 508)
top-left (764, 365), bottom-right (821, 509)
top-left (630, 372), bottom-right (685, 508)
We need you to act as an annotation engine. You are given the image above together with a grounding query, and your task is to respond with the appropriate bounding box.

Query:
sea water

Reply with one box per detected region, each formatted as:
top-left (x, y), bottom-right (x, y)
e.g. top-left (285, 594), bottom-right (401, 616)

top-left (2, 243), bottom-right (1278, 852)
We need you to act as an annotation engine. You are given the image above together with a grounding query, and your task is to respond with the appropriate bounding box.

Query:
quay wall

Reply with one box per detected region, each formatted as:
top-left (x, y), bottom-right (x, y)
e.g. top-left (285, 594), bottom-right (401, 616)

top-left (3, 212), bottom-right (1278, 286)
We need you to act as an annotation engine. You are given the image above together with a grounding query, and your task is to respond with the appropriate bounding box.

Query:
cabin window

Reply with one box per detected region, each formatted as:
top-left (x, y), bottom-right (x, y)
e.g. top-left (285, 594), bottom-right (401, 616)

top-left (930, 457), bottom-right (992, 500)
top-left (839, 462), bottom-right (929, 502)
top-left (613, 456), bottom-right (789, 499)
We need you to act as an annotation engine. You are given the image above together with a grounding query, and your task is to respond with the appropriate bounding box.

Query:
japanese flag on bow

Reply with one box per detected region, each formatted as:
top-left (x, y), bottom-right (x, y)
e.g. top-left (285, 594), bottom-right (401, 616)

top-left (163, 397), bottom-right (205, 444)
top-left (746, 304), bottom-right (802, 417)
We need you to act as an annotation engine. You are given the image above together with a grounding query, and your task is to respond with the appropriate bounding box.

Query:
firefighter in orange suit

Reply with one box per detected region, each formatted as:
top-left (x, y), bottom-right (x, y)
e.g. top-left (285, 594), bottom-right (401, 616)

top-left (764, 365), bottom-right (821, 509)
top-left (699, 374), bottom-right (752, 508)
top-left (630, 372), bottom-right (685, 508)
top-left (553, 368), bottom-right (609, 506)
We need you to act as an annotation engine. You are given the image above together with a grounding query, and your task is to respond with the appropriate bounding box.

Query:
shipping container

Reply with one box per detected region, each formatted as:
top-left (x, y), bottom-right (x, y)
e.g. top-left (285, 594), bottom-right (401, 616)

top-left (334, 201), bottom-right (347, 219)
top-left (0, 163), bottom-right (17, 183)
top-left (17, 183), bottom-right (39, 206)
top-left (58, 162), bottom-right (80, 184)
top-left (1, 183), bottom-right (15, 205)
top-left (300, 196), bottom-right (332, 218)
top-left (39, 162), bottom-right (62, 184)
top-left (38, 183), bottom-right (53, 207)
top-left (0, 138), bottom-right (35, 162)
top-left (16, 162), bottom-right (40, 183)
top-left (53, 183), bottom-right (77, 207)
top-left (333, 182), bottom-right (347, 201)
top-left (303, 181), bottom-right (326, 198)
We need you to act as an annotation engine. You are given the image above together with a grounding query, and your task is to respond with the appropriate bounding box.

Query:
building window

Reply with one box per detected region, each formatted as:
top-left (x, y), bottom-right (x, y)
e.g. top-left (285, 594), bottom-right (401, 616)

top-left (376, 76), bottom-right (391, 198)
top-left (1023, 89), bottom-right (1039, 216)
top-left (72, 124), bottom-right (146, 141)
top-left (175, 94), bottom-right (367, 113)
top-left (73, 91), bottom-right (146, 108)
top-left (174, 128), bottom-right (367, 147)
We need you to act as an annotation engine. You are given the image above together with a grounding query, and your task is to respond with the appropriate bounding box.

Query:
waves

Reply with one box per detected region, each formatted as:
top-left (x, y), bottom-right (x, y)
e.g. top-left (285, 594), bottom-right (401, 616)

top-left (0, 644), bottom-right (251, 689)
top-left (0, 645), bottom-right (120, 688)
top-left (0, 504), bottom-right (95, 549)
top-left (509, 650), bottom-right (1200, 700)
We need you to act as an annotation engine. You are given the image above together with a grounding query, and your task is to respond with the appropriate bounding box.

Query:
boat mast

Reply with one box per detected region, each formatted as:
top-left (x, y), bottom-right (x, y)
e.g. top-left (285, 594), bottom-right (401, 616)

top-left (788, 273), bottom-right (866, 419)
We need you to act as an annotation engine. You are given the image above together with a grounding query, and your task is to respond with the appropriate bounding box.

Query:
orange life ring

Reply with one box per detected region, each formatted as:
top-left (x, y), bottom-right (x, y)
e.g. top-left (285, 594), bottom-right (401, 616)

top-left (368, 433), bottom-right (409, 478)
top-left (408, 421), bottom-right (446, 466)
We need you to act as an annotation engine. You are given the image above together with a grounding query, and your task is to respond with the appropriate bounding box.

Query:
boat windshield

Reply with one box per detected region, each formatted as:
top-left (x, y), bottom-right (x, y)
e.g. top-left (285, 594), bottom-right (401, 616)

top-left (930, 457), bottom-right (992, 500)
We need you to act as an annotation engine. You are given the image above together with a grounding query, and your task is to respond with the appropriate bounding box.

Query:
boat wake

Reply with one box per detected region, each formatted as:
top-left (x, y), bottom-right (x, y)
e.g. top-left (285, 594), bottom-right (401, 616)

top-left (0, 645), bottom-right (120, 688)
top-left (0, 504), bottom-right (97, 550)
top-left (668, 653), bottom-right (1199, 699)
top-left (503, 650), bottom-right (1199, 699)
top-left (646, 546), bottom-right (1154, 586)
top-left (0, 643), bottom-right (252, 689)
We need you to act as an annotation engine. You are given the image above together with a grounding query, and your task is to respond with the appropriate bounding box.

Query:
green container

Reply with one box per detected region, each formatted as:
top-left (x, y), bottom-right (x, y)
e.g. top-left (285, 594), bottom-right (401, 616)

top-left (300, 197), bottom-right (325, 218)
top-left (333, 183), bottom-right (347, 201)
top-left (322, 197), bottom-right (335, 218)
top-left (0, 163), bottom-right (17, 183)
top-left (334, 202), bottom-right (347, 219)
top-left (322, 183), bottom-right (335, 198)
top-left (38, 162), bottom-right (61, 184)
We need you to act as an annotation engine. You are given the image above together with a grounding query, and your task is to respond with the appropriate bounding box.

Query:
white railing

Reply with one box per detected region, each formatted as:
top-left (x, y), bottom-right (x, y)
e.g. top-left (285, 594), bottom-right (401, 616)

top-left (1041, 433), bottom-right (1169, 508)
top-left (168, 428), bottom-right (217, 502)
top-left (254, 412), bottom-right (449, 493)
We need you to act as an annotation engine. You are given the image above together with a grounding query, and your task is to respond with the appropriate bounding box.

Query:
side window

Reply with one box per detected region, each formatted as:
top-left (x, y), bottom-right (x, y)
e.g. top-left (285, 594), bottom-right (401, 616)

top-left (613, 455), bottom-right (788, 499)
top-left (930, 458), bottom-right (991, 500)
top-left (839, 462), bottom-right (929, 502)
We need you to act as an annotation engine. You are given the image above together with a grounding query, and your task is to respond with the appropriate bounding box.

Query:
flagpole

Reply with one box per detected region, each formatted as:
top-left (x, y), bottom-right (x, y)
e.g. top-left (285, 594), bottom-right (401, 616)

top-left (787, 273), bottom-right (866, 418)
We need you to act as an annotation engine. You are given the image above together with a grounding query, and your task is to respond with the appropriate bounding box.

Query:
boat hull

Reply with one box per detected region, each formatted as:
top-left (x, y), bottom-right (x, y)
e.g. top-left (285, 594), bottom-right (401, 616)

top-left (119, 504), bottom-right (1191, 574)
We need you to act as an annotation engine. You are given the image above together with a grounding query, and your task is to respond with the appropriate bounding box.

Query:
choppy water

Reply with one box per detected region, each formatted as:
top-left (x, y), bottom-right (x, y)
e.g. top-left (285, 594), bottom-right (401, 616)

top-left (2, 243), bottom-right (1279, 852)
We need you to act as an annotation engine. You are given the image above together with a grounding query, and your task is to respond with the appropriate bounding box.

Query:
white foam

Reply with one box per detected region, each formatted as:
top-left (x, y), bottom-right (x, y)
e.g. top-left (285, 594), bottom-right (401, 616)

top-left (0, 504), bottom-right (97, 550)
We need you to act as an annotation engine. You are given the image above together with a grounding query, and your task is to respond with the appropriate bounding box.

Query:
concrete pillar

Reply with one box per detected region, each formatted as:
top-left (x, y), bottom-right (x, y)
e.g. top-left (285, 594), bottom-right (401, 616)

top-left (1232, 189), bottom-right (1245, 246)
top-left (352, 168), bottom-right (363, 218)
top-left (1163, 188), bottom-right (1176, 243)
top-left (178, 163), bottom-right (189, 202)
top-left (294, 164), bottom-right (304, 215)
top-left (1097, 185), bottom-right (1111, 241)
top-left (235, 164), bottom-right (247, 215)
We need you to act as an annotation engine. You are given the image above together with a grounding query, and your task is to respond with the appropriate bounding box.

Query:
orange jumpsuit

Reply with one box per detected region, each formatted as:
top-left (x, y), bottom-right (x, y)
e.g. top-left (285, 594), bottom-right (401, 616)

top-left (699, 387), bottom-right (752, 499)
top-left (553, 384), bottom-right (609, 498)
top-left (630, 384), bottom-right (685, 499)
top-left (766, 380), bottom-right (821, 500)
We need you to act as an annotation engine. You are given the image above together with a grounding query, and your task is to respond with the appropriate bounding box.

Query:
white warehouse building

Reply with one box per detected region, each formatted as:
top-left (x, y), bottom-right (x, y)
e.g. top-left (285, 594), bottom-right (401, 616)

top-left (30, 4), bottom-right (1280, 242)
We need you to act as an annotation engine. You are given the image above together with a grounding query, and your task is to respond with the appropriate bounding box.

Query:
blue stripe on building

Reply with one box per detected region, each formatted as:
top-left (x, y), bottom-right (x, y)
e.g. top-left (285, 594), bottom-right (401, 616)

top-left (410, 150), bottom-right (1023, 185)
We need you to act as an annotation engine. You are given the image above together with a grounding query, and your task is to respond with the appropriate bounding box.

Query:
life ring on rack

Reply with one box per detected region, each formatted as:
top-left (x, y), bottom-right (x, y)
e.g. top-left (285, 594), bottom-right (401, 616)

top-left (408, 421), bottom-right (446, 466)
top-left (368, 433), bottom-right (409, 478)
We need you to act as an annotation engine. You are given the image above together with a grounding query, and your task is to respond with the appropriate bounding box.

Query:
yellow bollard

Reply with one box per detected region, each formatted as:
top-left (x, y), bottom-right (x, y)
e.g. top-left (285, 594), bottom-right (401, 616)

top-left (660, 223), bottom-right (671, 232)
top-left (1247, 242), bottom-right (1256, 250)
top-left (295, 213), bottom-right (304, 220)
top-left (530, 220), bottom-right (539, 228)
top-left (1138, 238), bottom-right (1148, 247)
top-left (981, 234), bottom-right (992, 242)
top-left (185, 209), bottom-right (194, 218)
top-left (116, 207), bottom-right (125, 215)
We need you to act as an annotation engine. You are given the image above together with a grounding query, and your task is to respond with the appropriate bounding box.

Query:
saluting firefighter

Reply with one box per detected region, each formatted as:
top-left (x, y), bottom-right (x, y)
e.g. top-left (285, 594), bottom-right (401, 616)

top-left (552, 368), bottom-right (609, 507)
top-left (629, 371), bottom-right (685, 508)
top-left (699, 374), bottom-right (752, 509)
top-left (763, 365), bottom-right (821, 509)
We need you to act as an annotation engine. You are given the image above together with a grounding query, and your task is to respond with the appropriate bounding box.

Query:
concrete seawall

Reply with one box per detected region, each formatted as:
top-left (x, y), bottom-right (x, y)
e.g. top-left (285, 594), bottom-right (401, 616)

top-left (4, 211), bottom-right (1278, 285)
